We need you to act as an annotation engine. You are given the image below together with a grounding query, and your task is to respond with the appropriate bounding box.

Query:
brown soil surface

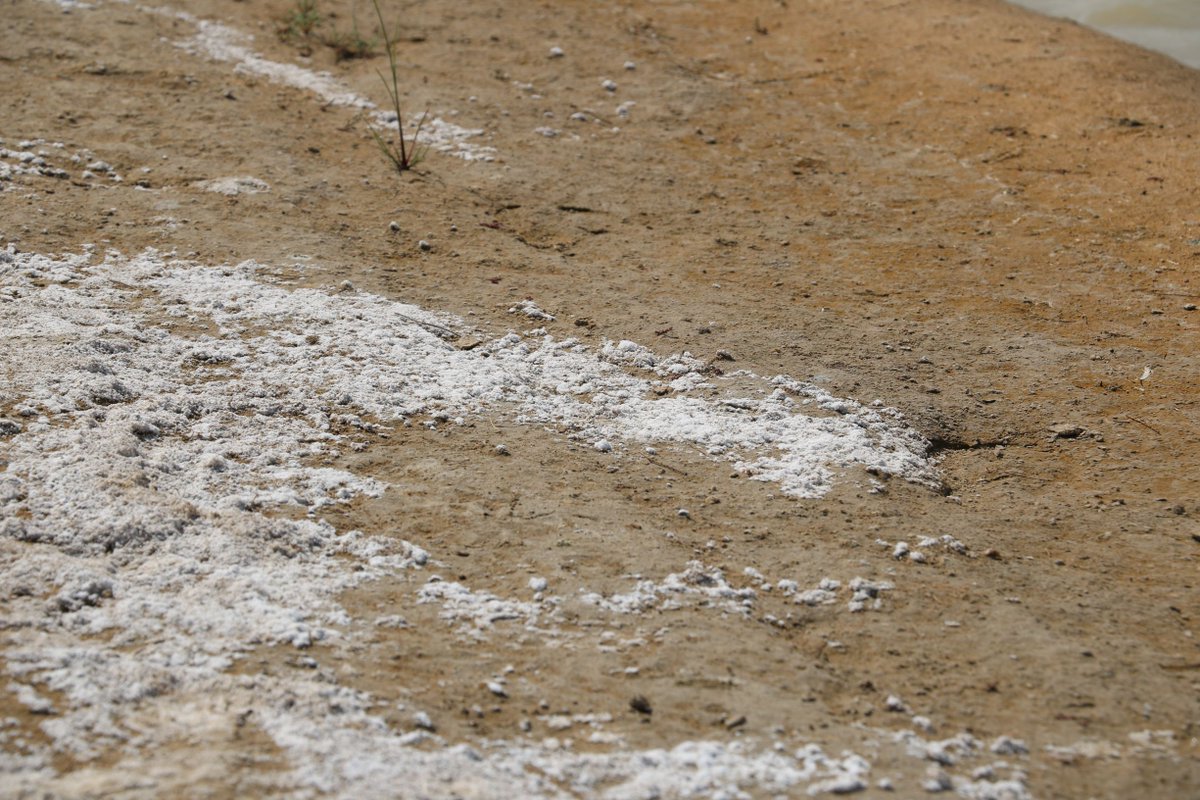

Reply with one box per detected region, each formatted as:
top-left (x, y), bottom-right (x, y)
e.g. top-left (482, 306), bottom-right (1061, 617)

top-left (2, 0), bottom-right (1199, 797)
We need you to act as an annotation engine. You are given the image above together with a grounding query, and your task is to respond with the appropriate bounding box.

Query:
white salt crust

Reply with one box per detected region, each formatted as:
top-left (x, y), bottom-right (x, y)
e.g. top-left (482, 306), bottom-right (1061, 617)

top-left (0, 246), bottom-right (949, 796)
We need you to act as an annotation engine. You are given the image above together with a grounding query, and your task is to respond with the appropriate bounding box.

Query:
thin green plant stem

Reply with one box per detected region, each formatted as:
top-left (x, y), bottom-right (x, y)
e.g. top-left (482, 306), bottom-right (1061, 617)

top-left (369, 0), bottom-right (428, 172)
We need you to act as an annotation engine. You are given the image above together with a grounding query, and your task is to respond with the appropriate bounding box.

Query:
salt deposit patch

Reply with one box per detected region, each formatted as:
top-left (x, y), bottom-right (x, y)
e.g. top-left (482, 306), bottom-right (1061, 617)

top-left (0, 138), bottom-right (122, 188)
top-left (158, 6), bottom-right (496, 162)
top-left (0, 245), bottom-right (941, 795)
top-left (172, 10), bottom-right (369, 108)
top-left (580, 561), bottom-right (757, 615)
top-left (192, 175), bottom-right (270, 195)
top-left (1, 246), bottom-right (936, 507)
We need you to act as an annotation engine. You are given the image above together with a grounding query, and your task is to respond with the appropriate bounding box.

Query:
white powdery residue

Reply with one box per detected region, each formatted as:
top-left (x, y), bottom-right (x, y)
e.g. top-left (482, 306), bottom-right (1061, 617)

top-left (957, 777), bottom-right (1034, 800)
top-left (0, 244), bottom-right (434, 778)
top-left (880, 728), bottom-right (1033, 800)
top-left (515, 347), bottom-right (934, 496)
top-left (252, 712), bottom-right (877, 800)
top-left (140, 6), bottom-right (502, 163)
top-left (0, 246), bottom-right (937, 794)
top-left (18, 250), bottom-right (932, 499)
top-left (525, 740), bottom-right (870, 800)
top-left (417, 578), bottom-right (556, 637)
top-left (581, 561), bottom-right (756, 615)
top-left (176, 14), bottom-right (369, 108)
top-left (600, 338), bottom-right (705, 377)
top-left (38, 0), bottom-right (95, 10)
top-left (372, 112), bottom-right (498, 163)
top-left (508, 299), bottom-right (556, 321)
top-left (894, 730), bottom-right (981, 767)
top-left (795, 588), bottom-right (838, 607)
top-left (847, 577), bottom-right (893, 612)
top-left (192, 175), bottom-right (270, 196)
top-left (8, 681), bottom-right (54, 714)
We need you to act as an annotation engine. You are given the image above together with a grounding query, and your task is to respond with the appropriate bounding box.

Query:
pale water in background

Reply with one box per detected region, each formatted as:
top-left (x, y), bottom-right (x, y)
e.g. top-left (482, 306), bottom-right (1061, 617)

top-left (1007, 0), bottom-right (1200, 69)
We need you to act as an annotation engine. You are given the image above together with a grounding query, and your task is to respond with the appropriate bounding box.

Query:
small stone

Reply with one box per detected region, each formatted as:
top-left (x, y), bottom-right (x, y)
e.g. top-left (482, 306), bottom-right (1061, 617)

top-left (413, 711), bottom-right (436, 731)
top-left (601, 78), bottom-right (618, 92)
top-left (529, 576), bottom-right (548, 592)
top-left (494, 443), bottom-right (511, 456)
top-left (815, 776), bottom-right (866, 795)
top-left (885, 695), bottom-right (906, 712)
top-left (593, 439), bottom-right (612, 453)
top-left (630, 695), bottom-right (652, 715)
top-left (486, 681), bottom-right (508, 698)
top-left (990, 736), bottom-right (1029, 755)
top-left (389, 221), bottom-right (400, 232)
top-left (624, 60), bottom-right (637, 71)
top-left (418, 239), bottom-right (432, 252)
top-left (923, 770), bottom-right (953, 793)
top-left (724, 715), bottom-right (747, 730)
top-left (1184, 303), bottom-right (1197, 311)
top-left (548, 46), bottom-right (564, 58)
top-left (130, 420), bottom-right (160, 439)
top-left (200, 453), bottom-right (227, 472)
top-left (1050, 423), bottom-right (1084, 440)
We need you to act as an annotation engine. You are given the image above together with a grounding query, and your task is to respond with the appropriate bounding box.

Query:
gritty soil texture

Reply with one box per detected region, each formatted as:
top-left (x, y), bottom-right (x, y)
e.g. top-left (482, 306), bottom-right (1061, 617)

top-left (2, 0), bottom-right (1199, 797)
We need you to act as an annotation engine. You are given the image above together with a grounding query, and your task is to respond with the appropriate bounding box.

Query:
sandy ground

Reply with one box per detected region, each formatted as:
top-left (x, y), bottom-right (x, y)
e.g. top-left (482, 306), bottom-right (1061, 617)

top-left (1, 0), bottom-right (1199, 797)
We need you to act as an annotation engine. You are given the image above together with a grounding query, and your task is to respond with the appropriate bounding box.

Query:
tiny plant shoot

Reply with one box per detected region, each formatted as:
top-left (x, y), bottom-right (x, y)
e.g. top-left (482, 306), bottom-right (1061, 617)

top-left (369, 0), bottom-right (429, 172)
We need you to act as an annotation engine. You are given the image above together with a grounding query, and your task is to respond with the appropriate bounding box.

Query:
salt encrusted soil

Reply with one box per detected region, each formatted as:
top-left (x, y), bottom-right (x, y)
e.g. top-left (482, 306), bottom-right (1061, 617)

top-left (1, 0), bottom-right (1199, 797)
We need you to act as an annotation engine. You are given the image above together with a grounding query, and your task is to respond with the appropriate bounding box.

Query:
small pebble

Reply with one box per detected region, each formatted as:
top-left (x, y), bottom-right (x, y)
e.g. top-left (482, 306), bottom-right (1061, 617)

top-left (990, 736), bottom-right (1029, 755)
top-left (529, 576), bottom-right (548, 592)
top-left (623, 60), bottom-right (636, 70)
top-left (494, 443), bottom-right (510, 456)
top-left (1050, 423), bottom-right (1084, 440)
top-left (389, 221), bottom-right (400, 232)
top-left (594, 439), bottom-right (612, 452)
top-left (548, 46), bottom-right (564, 58)
top-left (418, 239), bottom-right (432, 252)
top-left (601, 78), bottom-right (618, 92)
top-left (923, 770), bottom-right (953, 793)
